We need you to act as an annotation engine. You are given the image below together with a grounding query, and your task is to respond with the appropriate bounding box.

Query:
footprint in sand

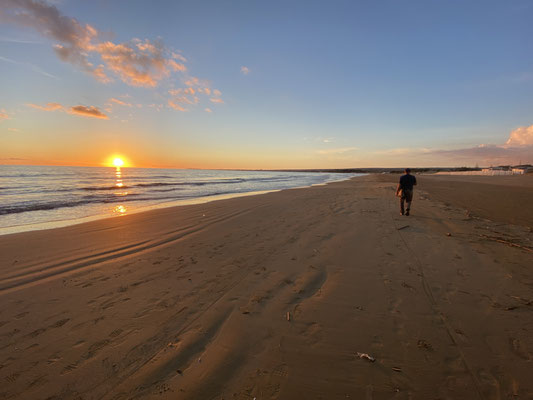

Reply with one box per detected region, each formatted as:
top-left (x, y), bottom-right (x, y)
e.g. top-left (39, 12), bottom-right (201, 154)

top-left (261, 364), bottom-right (289, 399)
top-left (509, 338), bottom-right (531, 360)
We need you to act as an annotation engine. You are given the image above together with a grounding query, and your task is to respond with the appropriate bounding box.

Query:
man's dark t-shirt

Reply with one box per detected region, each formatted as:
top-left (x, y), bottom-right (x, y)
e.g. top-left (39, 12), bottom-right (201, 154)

top-left (399, 174), bottom-right (417, 190)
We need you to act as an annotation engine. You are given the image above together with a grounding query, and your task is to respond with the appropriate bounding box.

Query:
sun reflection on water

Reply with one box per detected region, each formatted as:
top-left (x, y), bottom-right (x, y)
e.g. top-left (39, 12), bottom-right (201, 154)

top-left (113, 204), bottom-right (127, 215)
top-left (112, 166), bottom-right (127, 215)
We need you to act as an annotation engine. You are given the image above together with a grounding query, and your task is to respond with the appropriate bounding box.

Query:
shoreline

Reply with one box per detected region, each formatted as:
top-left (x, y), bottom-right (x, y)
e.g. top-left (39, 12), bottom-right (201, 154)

top-left (1, 174), bottom-right (532, 398)
top-left (0, 173), bottom-right (360, 236)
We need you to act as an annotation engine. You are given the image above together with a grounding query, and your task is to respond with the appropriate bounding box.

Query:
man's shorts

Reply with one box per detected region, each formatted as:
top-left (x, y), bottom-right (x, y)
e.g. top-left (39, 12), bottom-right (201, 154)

top-left (401, 189), bottom-right (413, 202)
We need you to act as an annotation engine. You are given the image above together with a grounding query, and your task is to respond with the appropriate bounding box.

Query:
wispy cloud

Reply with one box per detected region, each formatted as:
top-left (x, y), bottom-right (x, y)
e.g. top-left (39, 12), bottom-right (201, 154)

top-left (204, 108), bottom-right (212, 113)
top-left (109, 97), bottom-right (132, 107)
top-left (167, 99), bottom-right (187, 112)
top-left (168, 81), bottom-right (223, 111)
top-left (0, 110), bottom-right (9, 121)
top-left (8, 127), bottom-right (19, 132)
top-left (1, 0), bottom-right (187, 87)
top-left (0, 36), bottom-right (41, 44)
top-left (240, 66), bottom-right (250, 75)
top-left (0, 55), bottom-right (58, 79)
top-left (26, 102), bottom-right (63, 111)
top-left (317, 147), bottom-right (358, 155)
top-left (26, 102), bottom-right (108, 119)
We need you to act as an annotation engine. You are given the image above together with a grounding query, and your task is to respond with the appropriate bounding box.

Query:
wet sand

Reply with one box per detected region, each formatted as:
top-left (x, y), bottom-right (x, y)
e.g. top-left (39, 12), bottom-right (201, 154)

top-left (0, 174), bottom-right (532, 399)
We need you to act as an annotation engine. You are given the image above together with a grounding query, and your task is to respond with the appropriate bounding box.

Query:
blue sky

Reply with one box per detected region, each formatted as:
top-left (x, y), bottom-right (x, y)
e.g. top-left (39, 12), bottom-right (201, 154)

top-left (1, 0), bottom-right (533, 168)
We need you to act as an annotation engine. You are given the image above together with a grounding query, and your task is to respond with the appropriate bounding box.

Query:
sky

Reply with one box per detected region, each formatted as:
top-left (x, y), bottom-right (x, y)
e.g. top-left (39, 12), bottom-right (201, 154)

top-left (1, 0), bottom-right (533, 169)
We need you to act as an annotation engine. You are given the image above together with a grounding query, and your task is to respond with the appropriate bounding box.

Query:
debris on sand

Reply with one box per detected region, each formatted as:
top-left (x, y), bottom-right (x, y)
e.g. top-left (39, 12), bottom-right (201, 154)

top-left (355, 352), bottom-right (375, 362)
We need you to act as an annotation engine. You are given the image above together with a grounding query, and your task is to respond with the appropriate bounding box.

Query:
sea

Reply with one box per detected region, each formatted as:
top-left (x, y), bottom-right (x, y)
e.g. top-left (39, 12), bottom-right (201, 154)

top-left (0, 165), bottom-right (361, 235)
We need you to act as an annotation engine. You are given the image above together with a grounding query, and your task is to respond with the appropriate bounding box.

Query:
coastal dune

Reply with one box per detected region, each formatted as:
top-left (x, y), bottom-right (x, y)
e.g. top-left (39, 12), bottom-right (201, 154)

top-left (0, 174), bottom-right (532, 399)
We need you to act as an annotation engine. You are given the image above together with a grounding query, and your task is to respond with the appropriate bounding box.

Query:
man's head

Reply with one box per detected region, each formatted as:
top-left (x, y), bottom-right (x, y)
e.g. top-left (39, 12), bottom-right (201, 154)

top-left (405, 168), bottom-right (411, 174)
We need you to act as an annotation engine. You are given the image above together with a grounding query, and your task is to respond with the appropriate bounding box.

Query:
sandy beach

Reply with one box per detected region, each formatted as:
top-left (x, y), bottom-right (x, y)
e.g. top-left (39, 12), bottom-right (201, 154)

top-left (1, 174), bottom-right (532, 399)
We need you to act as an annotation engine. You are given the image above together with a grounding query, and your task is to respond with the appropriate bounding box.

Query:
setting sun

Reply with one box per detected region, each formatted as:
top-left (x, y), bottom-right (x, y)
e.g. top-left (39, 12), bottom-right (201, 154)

top-left (113, 158), bottom-right (124, 167)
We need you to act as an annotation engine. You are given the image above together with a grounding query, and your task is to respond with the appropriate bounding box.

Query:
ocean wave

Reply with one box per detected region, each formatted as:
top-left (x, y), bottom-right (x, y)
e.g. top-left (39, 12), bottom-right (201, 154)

top-left (0, 189), bottom-right (254, 215)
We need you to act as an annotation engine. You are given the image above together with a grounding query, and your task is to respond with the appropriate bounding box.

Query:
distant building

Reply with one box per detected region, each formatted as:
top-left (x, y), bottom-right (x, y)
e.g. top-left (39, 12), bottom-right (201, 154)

top-left (511, 165), bottom-right (533, 175)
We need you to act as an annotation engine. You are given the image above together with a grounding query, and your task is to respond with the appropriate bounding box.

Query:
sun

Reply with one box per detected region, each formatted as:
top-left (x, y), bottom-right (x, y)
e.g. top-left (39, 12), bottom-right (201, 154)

top-left (113, 157), bottom-right (125, 167)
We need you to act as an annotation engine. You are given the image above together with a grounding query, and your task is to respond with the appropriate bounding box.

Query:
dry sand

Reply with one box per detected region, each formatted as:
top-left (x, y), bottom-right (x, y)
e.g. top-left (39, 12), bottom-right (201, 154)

top-left (0, 174), bottom-right (532, 399)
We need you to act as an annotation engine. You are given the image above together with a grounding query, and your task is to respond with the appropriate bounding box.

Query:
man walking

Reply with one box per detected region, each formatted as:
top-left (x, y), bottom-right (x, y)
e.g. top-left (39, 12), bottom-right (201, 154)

top-left (396, 168), bottom-right (417, 216)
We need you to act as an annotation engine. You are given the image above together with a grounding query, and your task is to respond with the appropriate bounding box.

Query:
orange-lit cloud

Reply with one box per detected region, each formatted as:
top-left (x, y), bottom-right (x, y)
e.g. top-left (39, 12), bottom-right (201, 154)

top-left (109, 97), bottom-right (132, 107)
top-left (0, 110), bottom-right (9, 121)
top-left (376, 124), bottom-right (533, 166)
top-left (171, 52), bottom-right (187, 62)
top-left (184, 76), bottom-right (209, 88)
top-left (505, 124), bottom-right (533, 147)
top-left (240, 66), bottom-right (250, 75)
top-left (167, 59), bottom-right (186, 72)
top-left (168, 82), bottom-right (221, 111)
top-left (95, 39), bottom-right (176, 87)
top-left (168, 99), bottom-right (187, 112)
top-left (26, 102), bottom-right (63, 111)
top-left (69, 105), bottom-right (108, 119)
top-left (204, 108), bottom-right (212, 113)
top-left (2, 0), bottom-right (187, 87)
top-left (26, 102), bottom-right (108, 119)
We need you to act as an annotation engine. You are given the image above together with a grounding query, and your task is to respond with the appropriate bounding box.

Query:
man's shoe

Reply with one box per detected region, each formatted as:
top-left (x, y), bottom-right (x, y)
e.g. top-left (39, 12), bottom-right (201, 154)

top-left (400, 211), bottom-right (404, 216)
top-left (405, 210), bottom-right (410, 216)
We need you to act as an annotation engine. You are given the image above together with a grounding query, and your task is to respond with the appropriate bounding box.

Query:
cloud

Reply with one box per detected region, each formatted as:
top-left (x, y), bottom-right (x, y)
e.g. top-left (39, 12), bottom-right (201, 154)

top-left (95, 39), bottom-right (178, 87)
top-left (8, 127), bottom-right (19, 132)
top-left (429, 125), bottom-right (533, 165)
top-left (26, 102), bottom-right (108, 119)
top-left (167, 99), bottom-right (187, 112)
top-left (184, 76), bottom-right (209, 88)
top-left (168, 82), bottom-right (223, 111)
top-left (109, 97), bottom-right (132, 107)
top-left (0, 110), bottom-right (9, 121)
top-left (69, 105), bottom-right (108, 119)
top-left (26, 102), bottom-right (63, 111)
top-left (1, 0), bottom-right (187, 87)
top-left (317, 147), bottom-right (358, 155)
top-left (240, 66), bottom-right (250, 75)
top-left (505, 124), bottom-right (533, 147)
top-left (0, 55), bottom-right (58, 78)
top-left (377, 125), bottom-right (533, 166)
top-left (171, 52), bottom-right (187, 63)
top-left (167, 59), bottom-right (186, 72)
top-left (204, 108), bottom-right (212, 113)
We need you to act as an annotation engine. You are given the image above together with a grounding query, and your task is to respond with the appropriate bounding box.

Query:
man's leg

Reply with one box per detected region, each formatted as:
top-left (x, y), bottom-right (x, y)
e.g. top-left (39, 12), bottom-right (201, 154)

top-left (405, 190), bottom-right (413, 216)
top-left (400, 197), bottom-right (405, 215)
